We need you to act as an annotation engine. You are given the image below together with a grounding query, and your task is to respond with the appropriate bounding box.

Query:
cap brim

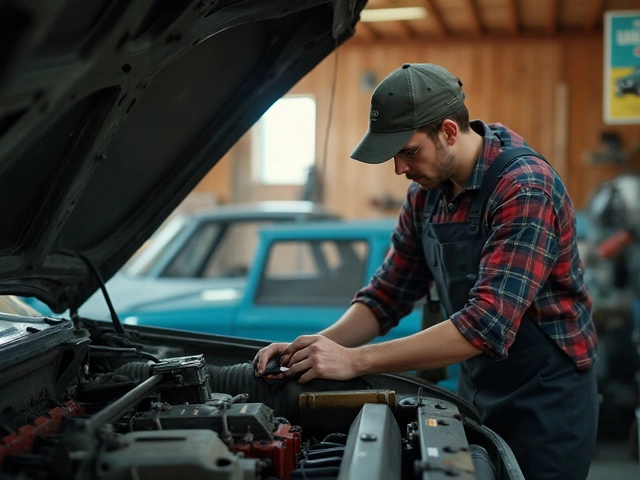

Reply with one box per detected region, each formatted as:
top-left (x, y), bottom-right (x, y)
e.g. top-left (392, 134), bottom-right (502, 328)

top-left (350, 128), bottom-right (417, 164)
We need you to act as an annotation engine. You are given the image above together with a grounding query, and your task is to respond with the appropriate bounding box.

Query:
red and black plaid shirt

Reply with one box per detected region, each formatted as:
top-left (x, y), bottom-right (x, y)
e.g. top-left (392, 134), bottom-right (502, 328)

top-left (354, 121), bottom-right (598, 370)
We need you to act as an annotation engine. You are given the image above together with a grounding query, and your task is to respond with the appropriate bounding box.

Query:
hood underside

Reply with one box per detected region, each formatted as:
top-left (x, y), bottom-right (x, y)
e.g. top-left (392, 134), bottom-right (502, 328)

top-left (0, 0), bottom-right (365, 312)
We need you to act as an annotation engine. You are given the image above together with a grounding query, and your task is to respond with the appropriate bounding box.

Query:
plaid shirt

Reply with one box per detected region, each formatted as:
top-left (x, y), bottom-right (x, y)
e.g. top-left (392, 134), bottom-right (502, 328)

top-left (354, 120), bottom-right (598, 370)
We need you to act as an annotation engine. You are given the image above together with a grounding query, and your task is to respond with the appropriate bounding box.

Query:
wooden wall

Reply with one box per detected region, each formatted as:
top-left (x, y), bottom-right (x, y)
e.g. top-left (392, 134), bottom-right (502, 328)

top-left (195, 34), bottom-right (640, 217)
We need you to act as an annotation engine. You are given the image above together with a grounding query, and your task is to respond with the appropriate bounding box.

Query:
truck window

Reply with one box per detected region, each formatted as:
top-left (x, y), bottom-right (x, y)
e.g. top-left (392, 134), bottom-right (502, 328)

top-left (256, 240), bottom-right (369, 306)
top-left (161, 223), bottom-right (220, 278)
top-left (161, 220), bottom-right (271, 279)
top-left (202, 221), bottom-right (271, 278)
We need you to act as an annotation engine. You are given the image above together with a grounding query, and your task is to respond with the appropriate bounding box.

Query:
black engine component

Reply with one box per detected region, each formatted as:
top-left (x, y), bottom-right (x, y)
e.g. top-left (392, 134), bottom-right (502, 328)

top-left (133, 402), bottom-right (275, 441)
top-left (152, 355), bottom-right (212, 405)
top-left (414, 398), bottom-right (475, 479)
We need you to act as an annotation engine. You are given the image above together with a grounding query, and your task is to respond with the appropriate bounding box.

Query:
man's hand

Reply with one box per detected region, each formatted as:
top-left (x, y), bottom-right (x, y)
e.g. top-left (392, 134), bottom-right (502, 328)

top-left (253, 342), bottom-right (289, 377)
top-left (280, 335), bottom-right (361, 384)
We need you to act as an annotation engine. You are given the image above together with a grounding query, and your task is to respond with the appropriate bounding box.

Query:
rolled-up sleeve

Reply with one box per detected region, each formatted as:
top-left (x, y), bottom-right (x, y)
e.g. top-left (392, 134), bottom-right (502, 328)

top-left (353, 187), bottom-right (433, 334)
top-left (450, 185), bottom-right (560, 359)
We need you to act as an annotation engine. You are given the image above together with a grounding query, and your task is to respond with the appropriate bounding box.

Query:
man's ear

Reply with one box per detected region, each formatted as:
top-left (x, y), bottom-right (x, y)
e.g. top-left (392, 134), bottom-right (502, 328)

top-left (441, 119), bottom-right (458, 146)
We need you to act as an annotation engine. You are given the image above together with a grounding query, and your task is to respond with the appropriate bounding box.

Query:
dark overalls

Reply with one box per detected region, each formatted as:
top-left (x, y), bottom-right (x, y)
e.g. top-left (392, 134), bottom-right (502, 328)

top-left (421, 147), bottom-right (598, 479)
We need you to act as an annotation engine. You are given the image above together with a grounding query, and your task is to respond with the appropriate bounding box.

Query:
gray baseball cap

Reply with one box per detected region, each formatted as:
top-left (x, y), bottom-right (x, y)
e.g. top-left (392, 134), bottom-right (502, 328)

top-left (351, 63), bottom-right (465, 164)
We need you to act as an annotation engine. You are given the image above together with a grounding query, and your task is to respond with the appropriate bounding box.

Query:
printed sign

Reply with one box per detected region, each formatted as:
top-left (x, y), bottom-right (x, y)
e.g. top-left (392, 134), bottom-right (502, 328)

top-left (604, 10), bottom-right (640, 124)
top-left (603, 10), bottom-right (640, 125)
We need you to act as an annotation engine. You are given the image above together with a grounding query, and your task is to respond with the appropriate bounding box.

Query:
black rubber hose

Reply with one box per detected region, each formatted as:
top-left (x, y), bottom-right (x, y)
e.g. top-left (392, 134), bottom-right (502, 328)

top-left (470, 444), bottom-right (498, 480)
top-left (207, 363), bottom-right (302, 420)
top-left (114, 361), bottom-right (153, 381)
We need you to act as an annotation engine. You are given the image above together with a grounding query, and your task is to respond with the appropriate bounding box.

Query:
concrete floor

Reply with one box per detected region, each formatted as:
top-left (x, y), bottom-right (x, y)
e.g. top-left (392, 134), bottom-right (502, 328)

top-left (587, 441), bottom-right (638, 479)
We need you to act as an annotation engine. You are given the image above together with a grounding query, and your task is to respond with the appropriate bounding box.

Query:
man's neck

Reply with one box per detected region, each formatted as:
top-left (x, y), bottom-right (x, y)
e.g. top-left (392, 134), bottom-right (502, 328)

top-left (450, 130), bottom-right (484, 196)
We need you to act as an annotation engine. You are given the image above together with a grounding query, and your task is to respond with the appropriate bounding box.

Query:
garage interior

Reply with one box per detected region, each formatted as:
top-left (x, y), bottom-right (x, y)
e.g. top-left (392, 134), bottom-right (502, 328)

top-left (178, 1), bottom-right (640, 478)
top-left (8, 0), bottom-right (640, 478)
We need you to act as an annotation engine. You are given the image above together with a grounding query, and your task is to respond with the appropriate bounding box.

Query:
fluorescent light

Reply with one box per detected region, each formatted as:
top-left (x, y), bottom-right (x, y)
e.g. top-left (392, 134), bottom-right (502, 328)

top-left (360, 7), bottom-right (427, 23)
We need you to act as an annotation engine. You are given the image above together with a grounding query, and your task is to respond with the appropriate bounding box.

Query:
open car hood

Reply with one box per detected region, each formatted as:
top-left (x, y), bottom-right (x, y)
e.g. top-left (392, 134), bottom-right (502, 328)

top-left (0, 0), bottom-right (365, 313)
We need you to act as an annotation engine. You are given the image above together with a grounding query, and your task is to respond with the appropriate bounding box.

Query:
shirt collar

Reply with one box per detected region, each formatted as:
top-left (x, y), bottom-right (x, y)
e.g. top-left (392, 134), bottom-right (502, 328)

top-left (440, 120), bottom-right (504, 199)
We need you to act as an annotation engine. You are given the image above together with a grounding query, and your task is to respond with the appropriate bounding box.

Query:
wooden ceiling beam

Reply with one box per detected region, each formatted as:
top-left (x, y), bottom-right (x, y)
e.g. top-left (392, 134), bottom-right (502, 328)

top-left (462, 0), bottom-right (483, 36)
top-left (421, 0), bottom-right (447, 37)
top-left (584, 0), bottom-right (605, 33)
top-left (505, 0), bottom-right (519, 35)
top-left (397, 21), bottom-right (416, 40)
top-left (547, 0), bottom-right (559, 34)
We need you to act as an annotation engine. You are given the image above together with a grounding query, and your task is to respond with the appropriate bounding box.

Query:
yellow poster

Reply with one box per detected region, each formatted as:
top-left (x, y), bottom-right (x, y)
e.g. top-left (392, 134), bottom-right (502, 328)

top-left (604, 10), bottom-right (640, 124)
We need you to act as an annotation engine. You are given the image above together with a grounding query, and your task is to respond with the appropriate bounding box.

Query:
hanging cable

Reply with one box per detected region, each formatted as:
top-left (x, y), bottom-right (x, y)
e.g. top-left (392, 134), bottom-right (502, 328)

top-left (320, 41), bottom-right (340, 202)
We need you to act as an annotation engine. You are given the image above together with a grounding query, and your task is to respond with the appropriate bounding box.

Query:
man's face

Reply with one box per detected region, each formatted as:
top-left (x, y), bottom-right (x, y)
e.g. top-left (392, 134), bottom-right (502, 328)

top-left (393, 127), bottom-right (456, 190)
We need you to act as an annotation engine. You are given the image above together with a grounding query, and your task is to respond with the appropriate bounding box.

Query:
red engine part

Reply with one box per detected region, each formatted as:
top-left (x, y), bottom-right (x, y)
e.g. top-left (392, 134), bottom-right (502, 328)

top-left (231, 422), bottom-right (301, 479)
top-left (0, 400), bottom-right (85, 470)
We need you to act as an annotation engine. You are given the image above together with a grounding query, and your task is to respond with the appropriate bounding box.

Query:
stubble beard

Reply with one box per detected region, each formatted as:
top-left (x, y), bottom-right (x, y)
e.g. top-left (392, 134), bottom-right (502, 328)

top-left (416, 142), bottom-right (456, 191)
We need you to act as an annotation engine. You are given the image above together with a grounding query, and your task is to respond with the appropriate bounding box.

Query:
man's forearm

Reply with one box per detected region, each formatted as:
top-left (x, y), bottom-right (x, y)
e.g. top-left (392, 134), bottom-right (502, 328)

top-left (354, 319), bottom-right (482, 374)
top-left (319, 302), bottom-right (381, 347)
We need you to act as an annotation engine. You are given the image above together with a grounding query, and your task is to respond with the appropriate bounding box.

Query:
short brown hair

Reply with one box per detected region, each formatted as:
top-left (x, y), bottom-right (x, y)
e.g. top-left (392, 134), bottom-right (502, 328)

top-left (418, 103), bottom-right (470, 135)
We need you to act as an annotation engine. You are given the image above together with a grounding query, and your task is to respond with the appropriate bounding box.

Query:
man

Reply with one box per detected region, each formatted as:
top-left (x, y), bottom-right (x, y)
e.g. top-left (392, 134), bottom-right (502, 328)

top-left (254, 63), bottom-right (598, 479)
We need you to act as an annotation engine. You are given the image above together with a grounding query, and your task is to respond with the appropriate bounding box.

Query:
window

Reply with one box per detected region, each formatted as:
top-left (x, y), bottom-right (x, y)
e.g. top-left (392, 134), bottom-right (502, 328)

top-left (202, 221), bottom-right (271, 278)
top-left (256, 239), bottom-right (369, 306)
top-left (255, 96), bottom-right (316, 185)
top-left (161, 220), bottom-right (273, 279)
top-left (161, 223), bottom-right (219, 278)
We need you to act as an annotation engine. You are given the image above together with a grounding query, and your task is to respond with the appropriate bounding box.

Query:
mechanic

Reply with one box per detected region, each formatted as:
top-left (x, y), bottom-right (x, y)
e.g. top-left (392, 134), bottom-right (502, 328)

top-left (254, 63), bottom-right (599, 479)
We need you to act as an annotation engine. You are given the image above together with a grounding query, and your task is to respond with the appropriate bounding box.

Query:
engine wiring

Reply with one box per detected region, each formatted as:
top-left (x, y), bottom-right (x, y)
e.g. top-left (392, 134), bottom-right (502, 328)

top-left (89, 345), bottom-right (160, 363)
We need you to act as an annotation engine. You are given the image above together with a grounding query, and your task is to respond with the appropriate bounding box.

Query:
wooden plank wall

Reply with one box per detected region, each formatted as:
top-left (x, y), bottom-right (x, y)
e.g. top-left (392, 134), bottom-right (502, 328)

top-left (196, 35), bottom-right (640, 217)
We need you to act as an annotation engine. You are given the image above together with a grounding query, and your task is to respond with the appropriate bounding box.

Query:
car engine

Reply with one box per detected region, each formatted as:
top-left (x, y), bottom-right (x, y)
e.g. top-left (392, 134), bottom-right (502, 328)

top-left (0, 315), bottom-right (520, 480)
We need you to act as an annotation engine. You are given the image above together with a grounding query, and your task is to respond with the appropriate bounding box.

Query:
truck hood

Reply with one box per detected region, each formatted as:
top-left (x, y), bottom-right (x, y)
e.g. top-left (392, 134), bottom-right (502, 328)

top-left (0, 0), bottom-right (365, 313)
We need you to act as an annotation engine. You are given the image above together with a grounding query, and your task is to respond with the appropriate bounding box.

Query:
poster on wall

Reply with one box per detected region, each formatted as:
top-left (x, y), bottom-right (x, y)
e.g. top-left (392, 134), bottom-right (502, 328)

top-left (604, 10), bottom-right (640, 124)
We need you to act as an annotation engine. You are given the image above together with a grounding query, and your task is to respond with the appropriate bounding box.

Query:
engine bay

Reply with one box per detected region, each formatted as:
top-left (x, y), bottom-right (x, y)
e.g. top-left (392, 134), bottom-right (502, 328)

top-left (0, 315), bottom-right (521, 480)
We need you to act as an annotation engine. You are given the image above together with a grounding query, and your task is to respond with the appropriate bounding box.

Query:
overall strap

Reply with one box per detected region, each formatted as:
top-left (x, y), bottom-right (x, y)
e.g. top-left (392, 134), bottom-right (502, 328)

top-left (424, 189), bottom-right (442, 219)
top-left (468, 147), bottom-right (546, 235)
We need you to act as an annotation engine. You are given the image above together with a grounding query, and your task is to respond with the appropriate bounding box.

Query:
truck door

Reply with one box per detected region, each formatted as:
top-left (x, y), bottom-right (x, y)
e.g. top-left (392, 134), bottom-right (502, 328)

top-left (234, 238), bottom-right (371, 341)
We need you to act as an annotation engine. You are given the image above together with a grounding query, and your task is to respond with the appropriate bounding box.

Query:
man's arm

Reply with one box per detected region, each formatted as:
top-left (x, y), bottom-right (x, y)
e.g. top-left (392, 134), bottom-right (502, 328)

top-left (317, 302), bottom-right (381, 347)
top-left (280, 319), bottom-right (481, 383)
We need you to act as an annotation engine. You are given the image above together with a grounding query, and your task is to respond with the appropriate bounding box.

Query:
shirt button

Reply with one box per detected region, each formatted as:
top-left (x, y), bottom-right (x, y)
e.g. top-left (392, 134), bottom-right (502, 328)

top-left (447, 203), bottom-right (454, 210)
